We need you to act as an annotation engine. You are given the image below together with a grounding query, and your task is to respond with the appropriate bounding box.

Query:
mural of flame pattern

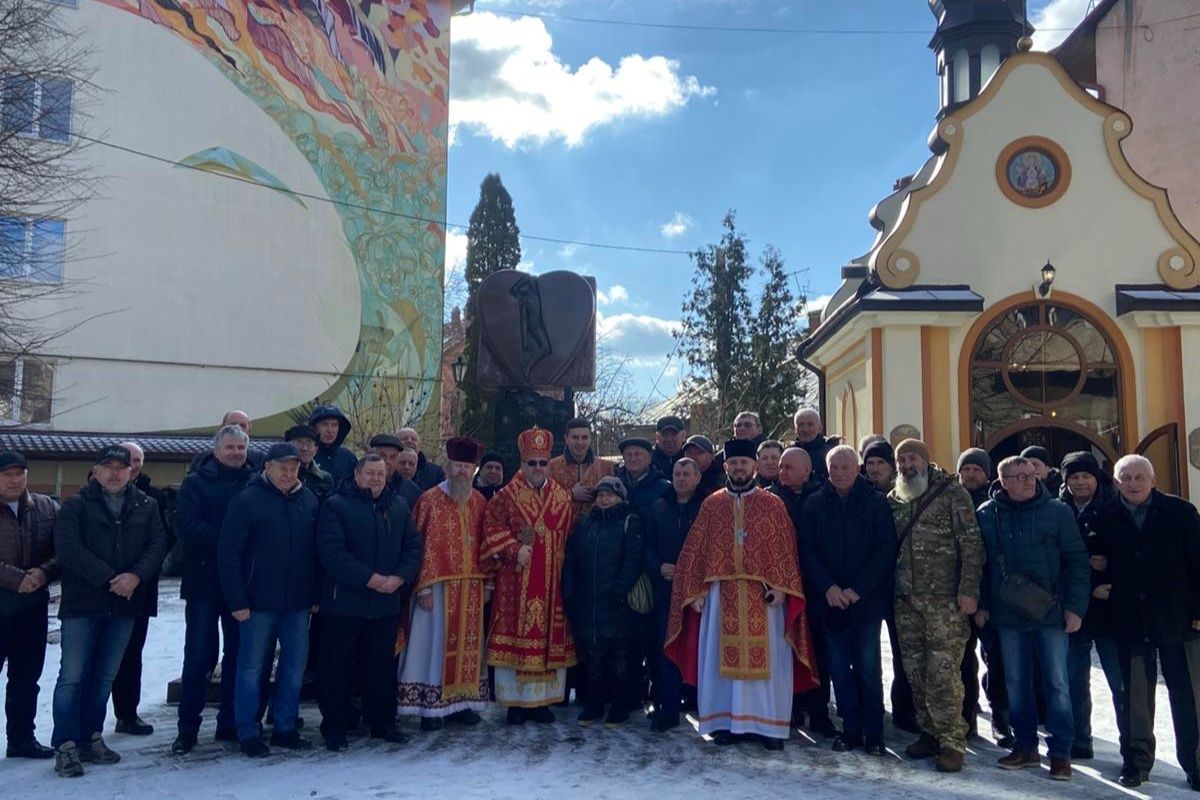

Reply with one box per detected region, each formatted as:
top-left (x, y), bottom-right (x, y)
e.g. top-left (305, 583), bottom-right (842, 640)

top-left (99, 0), bottom-right (451, 432)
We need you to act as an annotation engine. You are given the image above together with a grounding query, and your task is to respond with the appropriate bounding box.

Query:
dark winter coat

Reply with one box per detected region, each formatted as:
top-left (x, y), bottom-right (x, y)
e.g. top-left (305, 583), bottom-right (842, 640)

top-left (976, 482), bottom-right (1090, 631)
top-left (645, 492), bottom-right (702, 600)
top-left (413, 452), bottom-right (446, 492)
top-left (1061, 481), bottom-right (1116, 640)
top-left (176, 455), bottom-right (255, 603)
top-left (389, 473), bottom-right (422, 508)
top-left (1087, 490), bottom-right (1200, 646)
top-left (770, 482), bottom-right (818, 549)
top-left (562, 503), bottom-right (644, 643)
top-left (799, 475), bottom-right (897, 625)
top-left (0, 491), bottom-right (59, 614)
top-left (473, 476), bottom-right (504, 501)
top-left (317, 483), bottom-right (423, 619)
top-left (54, 480), bottom-right (167, 619)
top-left (308, 405), bottom-right (358, 484)
top-left (696, 461), bottom-right (726, 500)
top-left (650, 445), bottom-right (682, 480)
top-left (298, 460), bottom-right (335, 501)
top-left (218, 476), bottom-right (320, 613)
top-left (792, 434), bottom-right (837, 485)
top-left (188, 448), bottom-right (262, 475)
top-left (133, 472), bottom-right (174, 617)
top-left (614, 465), bottom-right (672, 517)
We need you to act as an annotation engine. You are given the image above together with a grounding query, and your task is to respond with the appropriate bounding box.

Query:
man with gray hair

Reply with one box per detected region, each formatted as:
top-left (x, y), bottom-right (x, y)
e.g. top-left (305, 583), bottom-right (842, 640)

top-left (791, 407), bottom-right (836, 485)
top-left (172, 424), bottom-right (256, 755)
top-left (188, 410), bottom-right (260, 474)
top-left (731, 411), bottom-right (766, 447)
top-left (1088, 454), bottom-right (1200, 790)
top-left (397, 427), bottom-right (445, 491)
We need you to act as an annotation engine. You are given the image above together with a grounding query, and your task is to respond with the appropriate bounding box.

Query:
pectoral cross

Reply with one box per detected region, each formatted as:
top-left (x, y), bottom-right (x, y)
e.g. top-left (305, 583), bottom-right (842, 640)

top-left (732, 496), bottom-right (748, 547)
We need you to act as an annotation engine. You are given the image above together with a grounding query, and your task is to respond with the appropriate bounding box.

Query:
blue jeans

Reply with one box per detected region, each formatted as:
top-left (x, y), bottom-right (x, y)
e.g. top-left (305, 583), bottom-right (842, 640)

top-left (824, 619), bottom-right (884, 740)
top-left (51, 616), bottom-right (136, 748)
top-left (177, 599), bottom-right (241, 735)
top-left (1068, 635), bottom-right (1125, 751)
top-left (235, 610), bottom-right (309, 742)
top-left (999, 626), bottom-right (1074, 758)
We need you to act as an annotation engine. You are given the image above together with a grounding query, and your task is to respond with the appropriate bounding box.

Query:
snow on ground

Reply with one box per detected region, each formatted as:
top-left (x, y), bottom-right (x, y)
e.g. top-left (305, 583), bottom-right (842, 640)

top-left (2, 579), bottom-right (1195, 799)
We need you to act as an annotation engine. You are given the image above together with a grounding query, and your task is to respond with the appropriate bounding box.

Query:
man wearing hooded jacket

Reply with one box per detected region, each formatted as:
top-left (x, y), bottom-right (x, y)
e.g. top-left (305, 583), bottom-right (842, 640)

top-left (308, 406), bottom-right (358, 486)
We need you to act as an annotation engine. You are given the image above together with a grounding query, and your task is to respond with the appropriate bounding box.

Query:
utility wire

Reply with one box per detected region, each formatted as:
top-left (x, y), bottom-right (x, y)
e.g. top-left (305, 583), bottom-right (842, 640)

top-left (484, 6), bottom-right (1200, 36)
top-left (54, 127), bottom-right (697, 257)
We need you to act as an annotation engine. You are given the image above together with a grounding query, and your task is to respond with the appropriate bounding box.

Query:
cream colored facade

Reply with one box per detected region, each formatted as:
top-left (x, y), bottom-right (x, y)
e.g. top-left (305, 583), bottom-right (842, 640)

top-left (803, 50), bottom-right (1200, 498)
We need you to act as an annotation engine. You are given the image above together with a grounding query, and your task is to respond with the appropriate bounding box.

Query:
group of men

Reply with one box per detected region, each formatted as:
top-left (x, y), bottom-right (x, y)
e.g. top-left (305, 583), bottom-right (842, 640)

top-left (1, 404), bottom-right (1198, 793)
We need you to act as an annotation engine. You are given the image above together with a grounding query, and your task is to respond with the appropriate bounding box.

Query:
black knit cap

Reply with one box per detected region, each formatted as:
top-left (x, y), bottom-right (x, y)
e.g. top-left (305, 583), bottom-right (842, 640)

top-left (862, 439), bottom-right (895, 468)
top-left (1020, 445), bottom-right (1052, 465)
top-left (1061, 451), bottom-right (1102, 482)
top-left (479, 451), bottom-right (504, 468)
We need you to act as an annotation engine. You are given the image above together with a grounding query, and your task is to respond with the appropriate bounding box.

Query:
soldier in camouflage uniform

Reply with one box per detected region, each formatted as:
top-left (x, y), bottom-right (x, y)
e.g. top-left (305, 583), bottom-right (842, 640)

top-left (888, 439), bottom-right (984, 773)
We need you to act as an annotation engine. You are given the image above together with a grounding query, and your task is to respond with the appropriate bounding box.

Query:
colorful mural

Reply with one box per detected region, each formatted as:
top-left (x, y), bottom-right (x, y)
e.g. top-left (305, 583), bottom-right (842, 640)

top-left (98, 0), bottom-right (452, 436)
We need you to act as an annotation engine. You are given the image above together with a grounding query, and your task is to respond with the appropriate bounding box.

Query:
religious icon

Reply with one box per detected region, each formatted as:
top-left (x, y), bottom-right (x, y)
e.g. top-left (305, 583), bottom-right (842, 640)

top-left (1006, 148), bottom-right (1059, 199)
top-left (517, 524), bottom-right (536, 547)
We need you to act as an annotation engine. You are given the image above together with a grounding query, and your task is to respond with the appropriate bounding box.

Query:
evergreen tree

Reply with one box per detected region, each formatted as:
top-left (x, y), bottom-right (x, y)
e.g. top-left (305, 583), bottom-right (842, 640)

top-left (744, 245), bottom-right (804, 438)
top-left (676, 212), bottom-right (753, 433)
top-left (460, 173), bottom-right (521, 440)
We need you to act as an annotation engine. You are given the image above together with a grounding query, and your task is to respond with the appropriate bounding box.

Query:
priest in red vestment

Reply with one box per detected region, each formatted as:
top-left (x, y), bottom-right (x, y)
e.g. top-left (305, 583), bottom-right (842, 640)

top-left (482, 427), bottom-right (577, 724)
top-left (664, 439), bottom-right (819, 750)
top-left (398, 437), bottom-right (492, 731)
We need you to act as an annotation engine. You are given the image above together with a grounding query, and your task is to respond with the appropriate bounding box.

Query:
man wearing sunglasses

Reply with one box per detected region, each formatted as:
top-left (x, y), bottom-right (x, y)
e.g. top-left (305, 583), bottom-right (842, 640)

top-left (481, 427), bottom-right (577, 724)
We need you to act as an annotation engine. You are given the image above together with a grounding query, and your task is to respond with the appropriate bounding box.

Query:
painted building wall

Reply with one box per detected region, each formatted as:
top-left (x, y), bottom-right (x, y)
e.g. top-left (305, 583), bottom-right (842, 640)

top-left (1093, 0), bottom-right (1200, 238)
top-left (32, 0), bottom-right (453, 436)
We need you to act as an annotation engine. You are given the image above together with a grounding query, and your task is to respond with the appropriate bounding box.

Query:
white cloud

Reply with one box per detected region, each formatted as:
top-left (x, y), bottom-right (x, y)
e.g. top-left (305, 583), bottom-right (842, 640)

top-left (516, 259), bottom-right (535, 273)
top-left (805, 293), bottom-right (834, 313)
top-left (660, 212), bottom-right (694, 239)
top-left (597, 311), bottom-right (679, 359)
top-left (557, 243), bottom-right (578, 259)
top-left (1030, 0), bottom-right (1091, 51)
top-left (596, 284), bottom-right (630, 306)
top-left (450, 12), bottom-right (715, 148)
top-left (444, 229), bottom-right (468, 284)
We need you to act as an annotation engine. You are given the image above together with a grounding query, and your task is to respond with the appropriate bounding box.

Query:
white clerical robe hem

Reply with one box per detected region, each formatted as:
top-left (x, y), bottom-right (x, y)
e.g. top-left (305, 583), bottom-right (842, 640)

top-left (397, 582), bottom-right (489, 718)
top-left (696, 582), bottom-right (793, 740)
top-left (492, 667), bottom-right (566, 708)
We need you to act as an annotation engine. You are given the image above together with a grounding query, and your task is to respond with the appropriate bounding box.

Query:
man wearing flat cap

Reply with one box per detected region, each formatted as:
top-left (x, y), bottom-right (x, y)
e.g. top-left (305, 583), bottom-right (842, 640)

top-left (0, 450), bottom-right (59, 760)
top-left (682, 435), bottom-right (724, 500)
top-left (666, 439), bottom-right (819, 751)
top-left (368, 433), bottom-right (422, 508)
top-left (651, 415), bottom-right (688, 477)
top-left (399, 437), bottom-right (492, 731)
top-left (548, 418), bottom-right (613, 518)
top-left (482, 428), bottom-right (577, 723)
top-left (219, 442), bottom-right (320, 758)
top-left (51, 445), bottom-right (167, 777)
top-left (286, 425), bottom-right (334, 500)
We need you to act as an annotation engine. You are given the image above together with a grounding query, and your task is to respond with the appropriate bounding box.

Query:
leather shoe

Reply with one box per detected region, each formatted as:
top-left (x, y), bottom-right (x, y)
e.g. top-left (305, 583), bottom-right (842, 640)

top-left (115, 717), bottom-right (154, 736)
top-left (832, 733), bottom-right (863, 752)
top-left (761, 737), bottom-right (784, 751)
top-left (170, 732), bottom-right (197, 756)
top-left (1117, 767), bottom-right (1145, 788)
top-left (710, 730), bottom-right (738, 746)
top-left (650, 715), bottom-right (680, 733)
top-left (371, 728), bottom-right (409, 744)
top-left (863, 739), bottom-right (887, 757)
top-left (6, 739), bottom-right (54, 759)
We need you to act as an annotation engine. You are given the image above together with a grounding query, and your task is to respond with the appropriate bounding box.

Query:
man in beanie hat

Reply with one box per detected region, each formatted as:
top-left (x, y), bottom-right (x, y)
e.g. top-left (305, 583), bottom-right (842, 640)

top-left (1058, 451), bottom-right (1122, 761)
top-left (862, 439), bottom-right (896, 493)
top-left (548, 418), bottom-right (614, 518)
top-left (1021, 445), bottom-right (1062, 495)
top-left (482, 428), bottom-right (577, 723)
top-left (399, 437), bottom-right (493, 731)
top-left (0, 450), bottom-right (59, 760)
top-left (956, 448), bottom-right (993, 508)
top-left (666, 439), bottom-right (819, 751)
top-left (473, 452), bottom-right (506, 500)
top-left (887, 439), bottom-right (984, 773)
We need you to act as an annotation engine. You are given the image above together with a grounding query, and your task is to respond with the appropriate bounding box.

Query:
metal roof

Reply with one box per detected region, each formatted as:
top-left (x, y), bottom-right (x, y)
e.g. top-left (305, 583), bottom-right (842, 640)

top-left (1115, 284), bottom-right (1200, 316)
top-left (0, 430), bottom-right (280, 461)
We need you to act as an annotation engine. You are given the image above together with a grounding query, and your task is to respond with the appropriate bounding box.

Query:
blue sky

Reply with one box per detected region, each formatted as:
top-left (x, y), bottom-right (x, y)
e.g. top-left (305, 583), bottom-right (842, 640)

top-left (444, 0), bottom-right (1093, 409)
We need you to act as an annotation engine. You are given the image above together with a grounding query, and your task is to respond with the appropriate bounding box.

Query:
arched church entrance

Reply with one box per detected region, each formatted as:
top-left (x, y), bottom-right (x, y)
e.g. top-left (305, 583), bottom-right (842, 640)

top-left (965, 295), bottom-right (1130, 475)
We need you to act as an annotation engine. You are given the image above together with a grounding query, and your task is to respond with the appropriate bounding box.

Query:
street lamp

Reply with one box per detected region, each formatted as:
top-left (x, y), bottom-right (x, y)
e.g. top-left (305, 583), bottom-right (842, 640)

top-left (451, 354), bottom-right (467, 388)
top-left (1037, 261), bottom-right (1057, 298)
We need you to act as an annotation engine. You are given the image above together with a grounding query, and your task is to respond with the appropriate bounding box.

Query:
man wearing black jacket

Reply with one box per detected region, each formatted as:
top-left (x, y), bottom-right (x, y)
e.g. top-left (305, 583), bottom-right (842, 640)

top-left (317, 454), bottom-right (422, 750)
top-left (800, 445), bottom-right (897, 756)
top-left (172, 425), bottom-right (256, 755)
top-left (398, 427), bottom-right (445, 491)
top-left (646, 457), bottom-right (703, 732)
top-left (369, 433), bottom-right (422, 507)
top-left (1089, 454), bottom-right (1200, 791)
top-left (0, 450), bottom-right (59, 760)
top-left (219, 443), bottom-right (320, 758)
top-left (50, 446), bottom-right (167, 777)
top-left (791, 407), bottom-right (837, 486)
top-left (683, 435), bottom-right (724, 499)
top-left (308, 405), bottom-right (358, 485)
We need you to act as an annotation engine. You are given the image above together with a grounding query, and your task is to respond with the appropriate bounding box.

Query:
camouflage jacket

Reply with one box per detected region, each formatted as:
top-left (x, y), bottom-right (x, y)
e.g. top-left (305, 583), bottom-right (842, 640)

top-left (888, 465), bottom-right (984, 600)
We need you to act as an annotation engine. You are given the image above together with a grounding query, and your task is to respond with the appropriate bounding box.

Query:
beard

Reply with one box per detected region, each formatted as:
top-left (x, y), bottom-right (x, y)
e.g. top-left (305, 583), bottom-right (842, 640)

top-left (448, 475), bottom-right (472, 502)
top-left (895, 469), bottom-right (929, 501)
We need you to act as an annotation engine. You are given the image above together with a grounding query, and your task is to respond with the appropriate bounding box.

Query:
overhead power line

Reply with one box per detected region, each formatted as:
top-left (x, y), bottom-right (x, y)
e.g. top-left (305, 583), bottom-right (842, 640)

top-left (55, 127), bottom-right (696, 257)
top-left (483, 6), bottom-right (1200, 37)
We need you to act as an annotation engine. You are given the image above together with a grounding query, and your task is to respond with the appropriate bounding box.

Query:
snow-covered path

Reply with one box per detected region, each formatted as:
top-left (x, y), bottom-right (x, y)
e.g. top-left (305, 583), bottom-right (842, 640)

top-left (3, 580), bottom-right (1195, 799)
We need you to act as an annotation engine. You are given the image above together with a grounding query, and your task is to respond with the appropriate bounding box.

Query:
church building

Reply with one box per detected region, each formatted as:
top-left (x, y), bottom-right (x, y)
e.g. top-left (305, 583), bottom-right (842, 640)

top-left (799, 0), bottom-right (1200, 498)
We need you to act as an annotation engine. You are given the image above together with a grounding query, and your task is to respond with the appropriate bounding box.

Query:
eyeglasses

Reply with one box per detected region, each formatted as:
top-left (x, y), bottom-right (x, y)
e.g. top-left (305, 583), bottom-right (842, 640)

top-left (525, 460), bottom-right (549, 467)
top-left (1001, 472), bottom-right (1037, 483)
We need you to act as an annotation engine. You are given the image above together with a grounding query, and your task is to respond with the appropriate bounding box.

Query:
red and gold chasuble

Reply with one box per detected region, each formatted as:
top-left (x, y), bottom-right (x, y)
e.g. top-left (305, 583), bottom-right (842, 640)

top-left (482, 472), bottom-right (577, 674)
top-left (410, 487), bottom-right (491, 697)
top-left (664, 487), bottom-right (818, 691)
